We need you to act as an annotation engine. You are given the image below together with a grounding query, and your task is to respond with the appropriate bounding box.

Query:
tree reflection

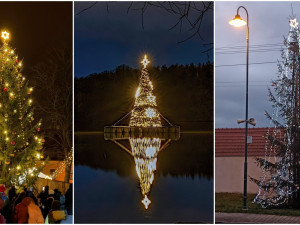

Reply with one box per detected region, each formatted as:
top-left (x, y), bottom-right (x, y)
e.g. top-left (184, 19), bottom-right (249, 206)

top-left (130, 137), bottom-right (161, 209)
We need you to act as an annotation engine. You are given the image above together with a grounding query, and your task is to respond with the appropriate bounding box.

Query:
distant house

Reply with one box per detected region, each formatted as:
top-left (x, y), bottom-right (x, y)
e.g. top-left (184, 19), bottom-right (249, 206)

top-left (215, 127), bottom-right (281, 193)
top-left (35, 160), bottom-right (73, 194)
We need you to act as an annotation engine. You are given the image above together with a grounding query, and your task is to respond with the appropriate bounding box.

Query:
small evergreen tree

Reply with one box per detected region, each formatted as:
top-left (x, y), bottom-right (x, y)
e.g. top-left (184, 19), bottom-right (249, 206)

top-left (0, 31), bottom-right (44, 188)
top-left (253, 18), bottom-right (300, 208)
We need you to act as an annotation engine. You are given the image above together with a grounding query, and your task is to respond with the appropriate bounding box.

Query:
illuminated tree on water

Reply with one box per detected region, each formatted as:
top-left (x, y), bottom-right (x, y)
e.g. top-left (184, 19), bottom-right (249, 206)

top-left (129, 55), bottom-right (162, 209)
top-left (253, 18), bottom-right (300, 208)
top-left (0, 31), bottom-right (44, 188)
top-left (129, 55), bottom-right (162, 127)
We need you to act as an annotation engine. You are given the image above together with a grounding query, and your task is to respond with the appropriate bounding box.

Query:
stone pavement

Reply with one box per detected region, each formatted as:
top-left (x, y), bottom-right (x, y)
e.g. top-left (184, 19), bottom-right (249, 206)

top-left (215, 212), bottom-right (300, 224)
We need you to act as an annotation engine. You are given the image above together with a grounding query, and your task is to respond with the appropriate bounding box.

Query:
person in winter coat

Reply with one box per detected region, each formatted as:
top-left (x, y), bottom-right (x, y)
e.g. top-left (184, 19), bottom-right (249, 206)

top-left (45, 200), bottom-right (66, 224)
top-left (27, 197), bottom-right (44, 224)
top-left (42, 197), bottom-right (54, 219)
top-left (64, 184), bottom-right (72, 214)
top-left (11, 191), bottom-right (26, 223)
top-left (14, 197), bottom-right (31, 223)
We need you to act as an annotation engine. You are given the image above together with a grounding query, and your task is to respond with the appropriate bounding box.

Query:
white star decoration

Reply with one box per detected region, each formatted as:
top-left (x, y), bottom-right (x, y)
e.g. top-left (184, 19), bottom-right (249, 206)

top-left (290, 18), bottom-right (298, 28)
top-left (141, 55), bottom-right (150, 68)
top-left (142, 195), bottom-right (151, 209)
top-left (1, 31), bottom-right (9, 41)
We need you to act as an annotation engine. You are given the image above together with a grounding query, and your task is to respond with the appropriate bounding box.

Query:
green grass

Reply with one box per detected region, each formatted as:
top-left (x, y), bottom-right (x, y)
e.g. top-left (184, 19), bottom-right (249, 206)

top-left (215, 193), bottom-right (300, 217)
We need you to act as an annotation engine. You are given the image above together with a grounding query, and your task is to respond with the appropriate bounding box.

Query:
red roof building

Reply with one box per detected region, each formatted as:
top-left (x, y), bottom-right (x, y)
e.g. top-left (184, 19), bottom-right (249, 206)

top-left (215, 127), bottom-right (282, 193)
top-left (215, 127), bottom-right (283, 157)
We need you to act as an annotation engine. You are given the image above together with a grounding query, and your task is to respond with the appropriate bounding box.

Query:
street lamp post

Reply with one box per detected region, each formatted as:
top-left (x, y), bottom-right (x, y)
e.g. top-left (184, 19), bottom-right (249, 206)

top-left (229, 6), bottom-right (250, 210)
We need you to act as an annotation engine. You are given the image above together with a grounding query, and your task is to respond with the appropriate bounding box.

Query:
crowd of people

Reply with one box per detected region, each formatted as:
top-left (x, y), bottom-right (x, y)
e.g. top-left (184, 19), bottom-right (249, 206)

top-left (0, 184), bottom-right (72, 224)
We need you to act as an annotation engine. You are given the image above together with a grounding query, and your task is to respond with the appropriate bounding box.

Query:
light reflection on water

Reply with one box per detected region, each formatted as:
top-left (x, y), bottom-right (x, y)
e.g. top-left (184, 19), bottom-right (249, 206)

top-left (130, 137), bottom-right (161, 209)
top-left (75, 133), bottom-right (213, 223)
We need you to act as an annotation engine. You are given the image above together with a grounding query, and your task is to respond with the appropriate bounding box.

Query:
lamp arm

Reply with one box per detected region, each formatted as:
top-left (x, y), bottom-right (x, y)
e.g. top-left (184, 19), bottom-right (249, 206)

top-left (237, 6), bottom-right (249, 26)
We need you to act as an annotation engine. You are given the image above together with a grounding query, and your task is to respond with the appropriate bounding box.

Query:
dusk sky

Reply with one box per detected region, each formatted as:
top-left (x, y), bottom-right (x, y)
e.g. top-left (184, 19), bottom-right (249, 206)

top-left (74, 2), bottom-right (213, 77)
top-left (215, 1), bottom-right (300, 128)
top-left (0, 2), bottom-right (72, 76)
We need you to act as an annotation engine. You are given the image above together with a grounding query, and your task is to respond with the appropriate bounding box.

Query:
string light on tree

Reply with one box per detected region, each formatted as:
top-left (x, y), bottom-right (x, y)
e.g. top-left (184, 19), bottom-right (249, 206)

top-left (253, 18), bottom-right (300, 208)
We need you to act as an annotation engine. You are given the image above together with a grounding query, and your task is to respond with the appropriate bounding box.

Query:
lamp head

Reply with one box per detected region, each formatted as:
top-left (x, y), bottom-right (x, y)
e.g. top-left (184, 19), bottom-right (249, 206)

top-left (229, 14), bottom-right (247, 27)
top-left (248, 118), bottom-right (256, 126)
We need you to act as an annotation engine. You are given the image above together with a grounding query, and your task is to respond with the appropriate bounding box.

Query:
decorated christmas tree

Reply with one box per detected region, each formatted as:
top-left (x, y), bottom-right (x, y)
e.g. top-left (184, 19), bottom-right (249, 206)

top-left (129, 55), bottom-right (162, 127)
top-left (0, 31), bottom-right (44, 188)
top-left (253, 18), bottom-right (300, 208)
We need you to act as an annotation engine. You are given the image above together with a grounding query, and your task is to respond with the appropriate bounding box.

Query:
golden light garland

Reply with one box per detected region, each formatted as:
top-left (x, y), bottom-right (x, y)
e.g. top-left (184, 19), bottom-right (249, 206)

top-left (50, 149), bottom-right (73, 180)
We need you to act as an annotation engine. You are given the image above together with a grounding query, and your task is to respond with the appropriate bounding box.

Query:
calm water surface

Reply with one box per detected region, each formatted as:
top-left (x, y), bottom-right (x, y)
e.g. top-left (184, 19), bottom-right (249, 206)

top-left (74, 132), bottom-right (213, 223)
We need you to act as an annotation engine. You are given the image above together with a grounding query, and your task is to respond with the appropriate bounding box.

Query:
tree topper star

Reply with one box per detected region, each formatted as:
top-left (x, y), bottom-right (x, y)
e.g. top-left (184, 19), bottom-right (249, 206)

top-left (1, 31), bottom-right (9, 41)
top-left (142, 195), bottom-right (151, 209)
top-left (290, 18), bottom-right (298, 28)
top-left (141, 55), bottom-right (150, 68)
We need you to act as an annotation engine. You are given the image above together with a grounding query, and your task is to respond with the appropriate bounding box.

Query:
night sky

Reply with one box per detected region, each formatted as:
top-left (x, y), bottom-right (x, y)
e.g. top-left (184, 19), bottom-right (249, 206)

top-left (215, 1), bottom-right (300, 128)
top-left (0, 2), bottom-right (72, 76)
top-left (74, 2), bottom-right (213, 77)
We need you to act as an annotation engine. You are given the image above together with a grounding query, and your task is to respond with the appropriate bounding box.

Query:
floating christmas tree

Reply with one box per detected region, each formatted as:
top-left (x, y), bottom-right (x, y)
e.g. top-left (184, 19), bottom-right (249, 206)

top-left (253, 18), bottom-right (300, 208)
top-left (129, 55), bottom-right (163, 209)
top-left (129, 55), bottom-right (162, 127)
top-left (105, 54), bottom-right (180, 209)
top-left (0, 31), bottom-right (44, 188)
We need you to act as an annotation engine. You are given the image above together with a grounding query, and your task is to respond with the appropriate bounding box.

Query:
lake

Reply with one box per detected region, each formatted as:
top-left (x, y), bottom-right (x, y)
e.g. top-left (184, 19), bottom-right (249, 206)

top-left (74, 132), bottom-right (213, 223)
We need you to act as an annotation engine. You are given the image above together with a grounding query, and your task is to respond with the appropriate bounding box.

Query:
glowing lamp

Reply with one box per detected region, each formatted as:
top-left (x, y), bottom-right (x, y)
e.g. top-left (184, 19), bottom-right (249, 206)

top-left (229, 14), bottom-right (247, 27)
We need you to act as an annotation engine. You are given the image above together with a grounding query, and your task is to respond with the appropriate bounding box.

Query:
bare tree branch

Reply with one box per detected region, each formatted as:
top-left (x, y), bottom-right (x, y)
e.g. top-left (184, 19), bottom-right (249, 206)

top-left (76, 2), bottom-right (98, 16)
top-left (75, 1), bottom-right (213, 52)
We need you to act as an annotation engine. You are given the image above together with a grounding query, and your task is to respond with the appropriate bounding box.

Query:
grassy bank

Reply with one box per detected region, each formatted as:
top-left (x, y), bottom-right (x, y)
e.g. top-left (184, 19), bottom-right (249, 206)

top-left (215, 193), bottom-right (300, 217)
